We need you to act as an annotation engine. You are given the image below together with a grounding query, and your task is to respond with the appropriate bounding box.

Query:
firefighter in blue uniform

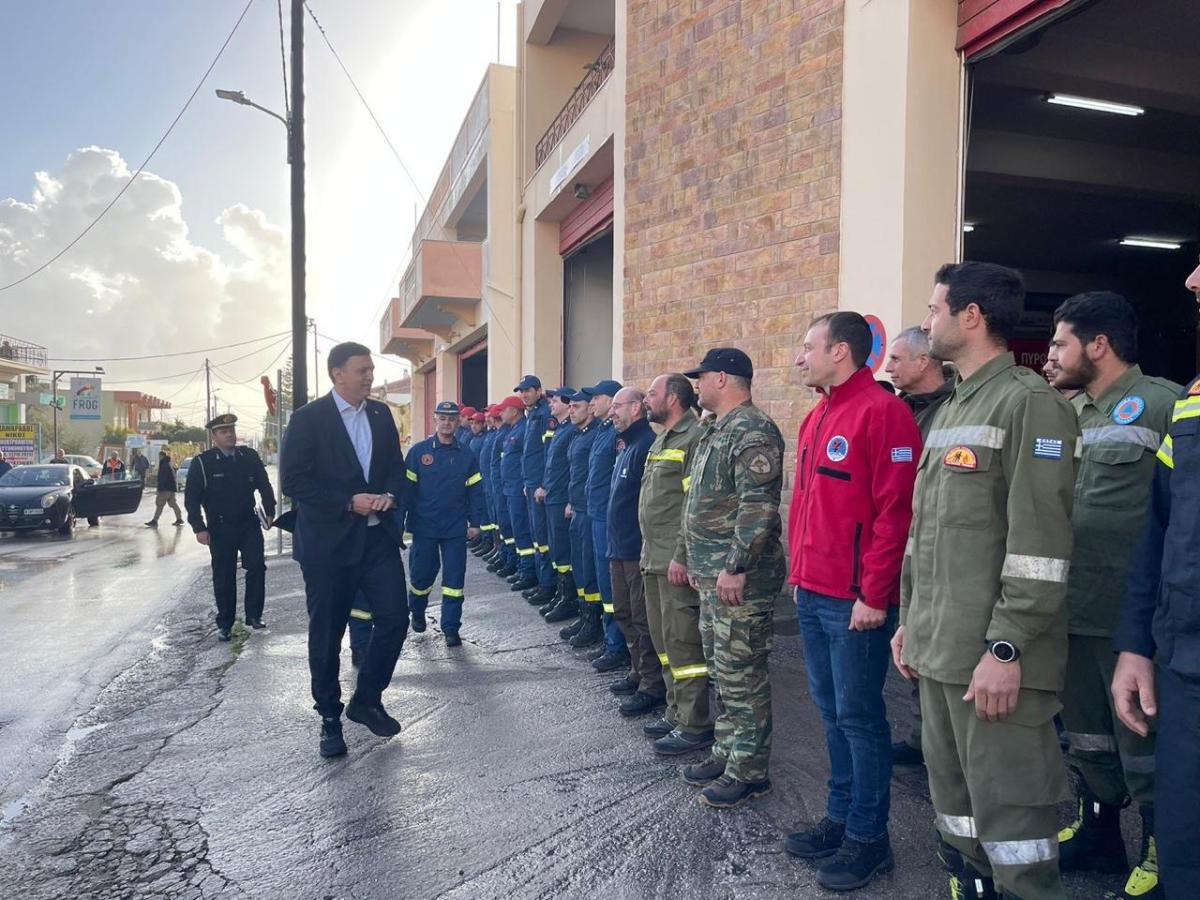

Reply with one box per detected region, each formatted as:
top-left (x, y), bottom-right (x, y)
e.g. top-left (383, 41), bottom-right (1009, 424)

top-left (478, 406), bottom-right (503, 561)
top-left (498, 394), bottom-right (536, 590)
top-left (539, 387), bottom-right (579, 622)
top-left (466, 410), bottom-right (492, 555)
top-left (455, 406), bottom-right (477, 447)
top-left (516, 375), bottom-right (557, 604)
top-left (488, 402), bottom-right (518, 578)
top-left (403, 401), bottom-right (485, 647)
top-left (561, 391), bottom-right (602, 645)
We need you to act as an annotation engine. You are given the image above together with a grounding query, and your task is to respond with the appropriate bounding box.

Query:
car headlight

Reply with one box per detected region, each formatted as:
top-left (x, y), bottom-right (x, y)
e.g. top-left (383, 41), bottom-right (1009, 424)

top-left (41, 493), bottom-right (64, 509)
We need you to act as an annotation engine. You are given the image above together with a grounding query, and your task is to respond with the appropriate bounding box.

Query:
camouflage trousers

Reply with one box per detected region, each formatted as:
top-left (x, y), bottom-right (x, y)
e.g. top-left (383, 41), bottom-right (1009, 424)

top-left (696, 579), bottom-right (775, 783)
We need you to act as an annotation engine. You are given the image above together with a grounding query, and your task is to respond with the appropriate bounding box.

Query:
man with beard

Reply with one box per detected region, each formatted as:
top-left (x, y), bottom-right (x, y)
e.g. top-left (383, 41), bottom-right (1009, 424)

top-left (1046, 292), bottom-right (1177, 900)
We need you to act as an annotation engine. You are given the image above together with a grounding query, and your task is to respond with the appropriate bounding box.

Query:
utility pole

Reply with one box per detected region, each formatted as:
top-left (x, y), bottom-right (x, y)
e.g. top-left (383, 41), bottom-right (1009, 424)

top-left (310, 317), bottom-right (319, 397)
top-left (290, 0), bottom-right (308, 411)
top-left (205, 358), bottom-right (212, 449)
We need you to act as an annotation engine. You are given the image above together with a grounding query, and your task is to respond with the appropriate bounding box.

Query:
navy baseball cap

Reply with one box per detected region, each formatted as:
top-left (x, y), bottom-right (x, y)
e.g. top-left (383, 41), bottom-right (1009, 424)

top-left (434, 400), bottom-right (461, 416)
top-left (514, 374), bottom-right (542, 391)
top-left (579, 379), bottom-right (623, 399)
top-left (548, 385), bottom-right (575, 400)
top-left (683, 347), bottom-right (753, 380)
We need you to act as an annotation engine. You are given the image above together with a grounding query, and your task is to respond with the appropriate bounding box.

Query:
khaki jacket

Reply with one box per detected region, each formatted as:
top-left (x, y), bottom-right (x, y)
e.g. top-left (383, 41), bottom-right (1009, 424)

top-left (638, 409), bottom-right (703, 574)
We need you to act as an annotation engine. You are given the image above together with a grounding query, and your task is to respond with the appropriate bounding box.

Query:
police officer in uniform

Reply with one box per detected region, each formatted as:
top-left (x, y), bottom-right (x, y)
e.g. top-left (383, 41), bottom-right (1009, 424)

top-left (1045, 293), bottom-right (1176, 900)
top-left (517, 376), bottom-right (557, 604)
top-left (895, 262), bottom-right (1079, 900)
top-left (562, 392), bottom-right (602, 644)
top-left (537, 387), bottom-right (579, 620)
top-left (184, 413), bottom-right (276, 641)
top-left (404, 401), bottom-right (485, 647)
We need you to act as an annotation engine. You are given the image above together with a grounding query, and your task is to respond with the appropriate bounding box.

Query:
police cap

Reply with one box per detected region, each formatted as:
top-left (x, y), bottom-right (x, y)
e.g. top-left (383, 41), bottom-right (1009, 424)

top-left (206, 412), bottom-right (238, 431)
top-left (434, 401), bottom-right (462, 416)
top-left (683, 347), bottom-right (753, 380)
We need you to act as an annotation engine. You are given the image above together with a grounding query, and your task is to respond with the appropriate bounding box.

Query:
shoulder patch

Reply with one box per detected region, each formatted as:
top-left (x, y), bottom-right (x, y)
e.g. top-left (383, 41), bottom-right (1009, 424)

top-left (944, 446), bottom-right (978, 469)
top-left (1032, 437), bottom-right (1064, 459)
top-left (737, 445), bottom-right (781, 484)
top-left (1112, 396), bottom-right (1145, 425)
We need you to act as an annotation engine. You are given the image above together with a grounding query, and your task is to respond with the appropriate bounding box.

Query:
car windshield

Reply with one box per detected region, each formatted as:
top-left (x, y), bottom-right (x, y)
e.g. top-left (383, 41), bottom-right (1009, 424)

top-left (0, 465), bottom-right (71, 487)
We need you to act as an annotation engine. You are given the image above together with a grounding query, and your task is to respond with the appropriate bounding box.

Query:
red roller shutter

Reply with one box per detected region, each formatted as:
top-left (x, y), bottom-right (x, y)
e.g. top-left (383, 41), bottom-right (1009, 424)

top-left (559, 176), bottom-right (614, 257)
top-left (957, 0), bottom-right (1076, 59)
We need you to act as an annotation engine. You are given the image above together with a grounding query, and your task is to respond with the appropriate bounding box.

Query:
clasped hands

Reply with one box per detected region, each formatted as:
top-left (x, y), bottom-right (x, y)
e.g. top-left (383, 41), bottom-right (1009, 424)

top-left (350, 493), bottom-right (396, 516)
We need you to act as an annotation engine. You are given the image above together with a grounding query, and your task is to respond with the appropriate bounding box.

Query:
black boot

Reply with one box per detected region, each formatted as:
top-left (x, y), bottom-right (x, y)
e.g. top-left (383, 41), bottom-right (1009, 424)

top-left (938, 836), bottom-right (996, 899)
top-left (559, 601), bottom-right (586, 639)
top-left (496, 560), bottom-right (518, 578)
top-left (568, 604), bottom-right (603, 648)
top-left (1058, 787), bottom-right (1128, 873)
top-left (319, 716), bottom-right (347, 758)
top-left (526, 585), bottom-right (556, 606)
top-left (510, 574), bottom-right (538, 592)
top-left (543, 596), bottom-right (577, 623)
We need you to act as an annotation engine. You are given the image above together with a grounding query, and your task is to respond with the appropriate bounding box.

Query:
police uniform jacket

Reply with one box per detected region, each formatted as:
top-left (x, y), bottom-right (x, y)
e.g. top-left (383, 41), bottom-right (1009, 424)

top-left (522, 396), bottom-right (551, 490)
top-left (403, 435), bottom-right (485, 539)
top-left (606, 417), bottom-right (655, 561)
top-left (184, 445), bottom-right (275, 533)
top-left (542, 418), bottom-right (576, 505)
top-left (1067, 365), bottom-right (1178, 638)
top-left (1118, 375), bottom-right (1200, 677)
top-left (500, 418), bottom-right (527, 496)
top-left (586, 420), bottom-right (619, 523)
top-left (900, 352), bottom-right (1080, 691)
top-left (639, 409), bottom-right (702, 574)
top-left (567, 420), bottom-right (599, 514)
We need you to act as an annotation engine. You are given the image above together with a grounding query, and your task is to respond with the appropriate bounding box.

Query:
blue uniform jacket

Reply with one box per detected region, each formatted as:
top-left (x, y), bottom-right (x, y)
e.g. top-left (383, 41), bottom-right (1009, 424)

top-left (455, 424), bottom-right (473, 446)
top-left (403, 435), bottom-right (485, 538)
top-left (567, 421), bottom-right (599, 513)
top-left (500, 417), bottom-right (527, 496)
top-left (1119, 375), bottom-right (1200, 676)
top-left (586, 419), bottom-right (619, 522)
top-left (543, 418), bottom-right (576, 504)
top-left (522, 396), bottom-right (551, 489)
top-left (606, 417), bottom-right (655, 561)
top-left (490, 423), bottom-right (508, 496)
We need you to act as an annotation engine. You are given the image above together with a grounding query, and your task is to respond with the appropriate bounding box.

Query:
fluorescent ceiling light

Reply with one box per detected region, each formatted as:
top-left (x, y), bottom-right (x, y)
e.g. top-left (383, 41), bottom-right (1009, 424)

top-left (1046, 94), bottom-right (1144, 116)
top-left (1120, 238), bottom-right (1181, 250)
top-left (962, 224), bottom-right (975, 233)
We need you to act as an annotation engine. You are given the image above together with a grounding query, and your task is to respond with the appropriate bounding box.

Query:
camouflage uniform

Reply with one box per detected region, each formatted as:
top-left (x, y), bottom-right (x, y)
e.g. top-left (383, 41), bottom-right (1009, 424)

top-left (674, 400), bottom-right (786, 782)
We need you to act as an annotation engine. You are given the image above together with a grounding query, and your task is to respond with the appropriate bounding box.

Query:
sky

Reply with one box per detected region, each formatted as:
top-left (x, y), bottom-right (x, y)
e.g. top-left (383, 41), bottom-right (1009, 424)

top-left (0, 0), bottom-right (518, 435)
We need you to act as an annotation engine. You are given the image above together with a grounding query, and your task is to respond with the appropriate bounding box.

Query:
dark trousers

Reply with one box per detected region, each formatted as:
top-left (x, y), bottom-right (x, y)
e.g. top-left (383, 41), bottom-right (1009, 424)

top-left (1157, 665), bottom-right (1200, 898)
top-left (529, 495), bottom-right (554, 587)
top-left (348, 591), bottom-right (372, 653)
top-left (569, 511), bottom-right (596, 603)
top-left (796, 588), bottom-right (896, 843)
top-left (611, 559), bottom-right (663, 696)
top-left (591, 516), bottom-right (627, 655)
top-left (506, 490), bottom-right (536, 577)
top-left (300, 526), bottom-right (409, 718)
top-left (209, 518), bottom-right (265, 630)
top-left (546, 502), bottom-right (571, 579)
top-left (408, 535), bottom-right (468, 633)
top-left (495, 490), bottom-right (515, 566)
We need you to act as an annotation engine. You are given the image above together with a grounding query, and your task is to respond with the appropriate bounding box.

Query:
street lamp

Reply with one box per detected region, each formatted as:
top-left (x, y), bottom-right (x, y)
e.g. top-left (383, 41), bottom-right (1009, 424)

top-left (215, 2), bottom-right (306, 411)
top-left (52, 366), bottom-right (104, 455)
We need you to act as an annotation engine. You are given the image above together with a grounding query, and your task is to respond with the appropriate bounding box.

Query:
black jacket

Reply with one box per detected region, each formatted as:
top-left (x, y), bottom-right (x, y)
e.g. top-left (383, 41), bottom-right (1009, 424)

top-left (156, 457), bottom-right (177, 492)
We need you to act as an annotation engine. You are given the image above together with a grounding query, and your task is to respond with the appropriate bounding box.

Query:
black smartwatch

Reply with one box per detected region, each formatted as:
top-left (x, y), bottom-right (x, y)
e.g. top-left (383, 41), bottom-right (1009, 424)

top-left (988, 640), bottom-right (1021, 663)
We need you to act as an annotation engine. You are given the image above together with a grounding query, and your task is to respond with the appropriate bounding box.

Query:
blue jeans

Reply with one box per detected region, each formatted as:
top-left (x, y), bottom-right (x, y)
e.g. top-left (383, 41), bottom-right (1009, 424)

top-left (591, 515), bottom-right (627, 655)
top-left (795, 588), bottom-right (896, 842)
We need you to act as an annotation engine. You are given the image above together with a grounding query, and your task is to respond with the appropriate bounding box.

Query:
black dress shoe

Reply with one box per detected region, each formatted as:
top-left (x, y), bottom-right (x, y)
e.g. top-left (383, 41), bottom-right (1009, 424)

top-left (619, 691), bottom-right (667, 718)
top-left (346, 698), bottom-right (402, 737)
top-left (319, 716), bottom-right (347, 757)
top-left (247, 618), bottom-right (266, 629)
top-left (444, 631), bottom-right (462, 647)
top-left (608, 674), bottom-right (640, 696)
top-left (510, 575), bottom-right (538, 592)
top-left (217, 628), bottom-right (232, 642)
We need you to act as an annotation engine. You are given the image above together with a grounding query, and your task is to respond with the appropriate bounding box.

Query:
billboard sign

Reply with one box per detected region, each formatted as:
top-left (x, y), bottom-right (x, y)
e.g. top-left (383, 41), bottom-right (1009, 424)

top-left (69, 377), bottom-right (102, 420)
top-left (0, 424), bottom-right (38, 466)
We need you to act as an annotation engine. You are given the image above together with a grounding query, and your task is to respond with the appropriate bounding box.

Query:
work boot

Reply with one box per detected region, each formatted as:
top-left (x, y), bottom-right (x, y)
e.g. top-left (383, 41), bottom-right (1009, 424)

top-left (592, 650), bottom-right (631, 673)
top-left (817, 835), bottom-right (894, 892)
top-left (1058, 788), bottom-right (1128, 873)
top-left (497, 561), bottom-right (518, 578)
top-left (643, 717), bottom-right (674, 739)
top-left (568, 605), bottom-right (602, 648)
top-left (891, 739), bottom-right (924, 766)
top-left (653, 728), bottom-right (715, 756)
top-left (586, 645), bottom-right (607, 661)
top-left (510, 575), bottom-right (538, 592)
top-left (485, 557), bottom-right (504, 572)
top-left (217, 627), bottom-right (232, 642)
top-left (939, 837), bottom-right (996, 900)
top-left (786, 816), bottom-right (846, 859)
top-left (544, 597), bottom-right (577, 623)
top-left (444, 631), bottom-right (462, 648)
top-left (526, 585), bottom-right (556, 606)
top-left (608, 674), bottom-right (640, 696)
top-left (319, 716), bottom-right (347, 758)
top-left (345, 698), bottom-right (402, 737)
top-left (1115, 807), bottom-right (1161, 900)
top-left (410, 612), bottom-right (427, 633)
top-left (559, 605), bottom-right (585, 639)
top-left (619, 691), bottom-right (666, 718)
top-left (682, 754), bottom-right (727, 786)
top-left (698, 774), bottom-right (771, 809)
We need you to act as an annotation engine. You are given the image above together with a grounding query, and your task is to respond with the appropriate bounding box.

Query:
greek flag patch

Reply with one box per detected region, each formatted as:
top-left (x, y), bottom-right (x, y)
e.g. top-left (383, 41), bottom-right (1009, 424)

top-left (1032, 437), bottom-right (1064, 459)
top-left (890, 447), bottom-right (913, 463)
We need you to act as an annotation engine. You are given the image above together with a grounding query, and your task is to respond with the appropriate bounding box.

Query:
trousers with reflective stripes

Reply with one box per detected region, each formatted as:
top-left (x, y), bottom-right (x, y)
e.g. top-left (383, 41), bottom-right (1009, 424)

top-left (545, 502), bottom-right (573, 577)
top-left (408, 535), bottom-right (468, 633)
top-left (569, 510), bottom-right (598, 603)
top-left (505, 490), bottom-right (536, 578)
top-left (591, 515), bottom-right (627, 655)
top-left (922, 678), bottom-right (1068, 900)
top-left (528, 494), bottom-right (555, 587)
top-left (1062, 634), bottom-right (1155, 807)
top-left (493, 490), bottom-right (517, 567)
top-left (644, 572), bottom-right (711, 732)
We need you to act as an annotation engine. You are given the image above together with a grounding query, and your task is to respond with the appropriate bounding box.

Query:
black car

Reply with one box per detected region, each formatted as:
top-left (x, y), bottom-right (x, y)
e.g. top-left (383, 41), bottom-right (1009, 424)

top-left (0, 464), bottom-right (143, 535)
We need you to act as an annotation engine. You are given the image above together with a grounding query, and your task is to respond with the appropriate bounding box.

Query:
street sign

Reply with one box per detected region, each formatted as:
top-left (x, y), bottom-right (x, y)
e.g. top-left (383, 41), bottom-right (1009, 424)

top-left (20, 392), bottom-right (66, 407)
top-left (0, 424), bottom-right (38, 465)
top-left (69, 377), bottom-right (102, 420)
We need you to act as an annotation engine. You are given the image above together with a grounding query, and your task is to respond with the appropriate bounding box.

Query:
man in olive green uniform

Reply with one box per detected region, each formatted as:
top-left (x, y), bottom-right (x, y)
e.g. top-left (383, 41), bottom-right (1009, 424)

top-left (894, 262), bottom-right (1079, 900)
top-left (673, 348), bottom-right (786, 810)
top-left (638, 372), bottom-right (714, 756)
top-left (1046, 292), bottom-right (1177, 900)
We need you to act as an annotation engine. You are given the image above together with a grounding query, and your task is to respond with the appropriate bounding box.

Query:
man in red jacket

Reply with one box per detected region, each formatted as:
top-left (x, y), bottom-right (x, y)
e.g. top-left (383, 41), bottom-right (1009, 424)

top-left (784, 311), bottom-right (921, 892)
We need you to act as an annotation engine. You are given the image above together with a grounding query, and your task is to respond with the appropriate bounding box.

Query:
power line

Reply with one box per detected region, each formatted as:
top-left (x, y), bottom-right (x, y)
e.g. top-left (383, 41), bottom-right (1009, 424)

top-left (0, 0), bottom-right (259, 293)
top-left (101, 335), bottom-right (290, 384)
top-left (47, 330), bottom-right (289, 363)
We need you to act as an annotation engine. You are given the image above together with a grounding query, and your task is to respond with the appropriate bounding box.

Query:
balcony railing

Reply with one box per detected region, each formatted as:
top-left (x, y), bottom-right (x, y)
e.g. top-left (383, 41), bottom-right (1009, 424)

top-left (535, 37), bottom-right (616, 169)
top-left (0, 333), bottom-right (48, 369)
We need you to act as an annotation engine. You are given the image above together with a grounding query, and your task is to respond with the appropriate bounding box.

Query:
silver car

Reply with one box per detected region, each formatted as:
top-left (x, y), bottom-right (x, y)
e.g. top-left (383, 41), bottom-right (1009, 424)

top-left (176, 457), bottom-right (193, 492)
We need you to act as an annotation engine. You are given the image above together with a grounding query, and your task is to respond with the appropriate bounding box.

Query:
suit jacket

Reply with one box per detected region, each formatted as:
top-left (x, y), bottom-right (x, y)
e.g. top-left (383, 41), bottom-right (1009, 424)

top-left (280, 392), bottom-right (407, 568)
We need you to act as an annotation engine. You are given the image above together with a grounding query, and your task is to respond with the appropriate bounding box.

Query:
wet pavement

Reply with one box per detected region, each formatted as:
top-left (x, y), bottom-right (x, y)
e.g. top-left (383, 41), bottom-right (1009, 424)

top-left (2, 525), bottom-right (1127, 899)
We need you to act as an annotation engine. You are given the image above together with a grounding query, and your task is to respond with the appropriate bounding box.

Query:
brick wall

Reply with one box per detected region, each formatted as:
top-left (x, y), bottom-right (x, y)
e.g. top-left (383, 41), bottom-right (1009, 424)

top-left (624, 0), bottom-right (844, 496)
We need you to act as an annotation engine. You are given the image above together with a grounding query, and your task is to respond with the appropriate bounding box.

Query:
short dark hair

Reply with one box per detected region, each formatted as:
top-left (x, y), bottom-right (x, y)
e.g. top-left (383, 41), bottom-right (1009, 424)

top-left (663, 373), bottom-right (698, 411)
top-left (935, 262), bottom-right (1024, 343)
top-left (1053, 291), bottom-right (1138, 363)
top-left (327, 341), bottom-right (372, 376)
top-left (811, 311), bottom-right (872, 368)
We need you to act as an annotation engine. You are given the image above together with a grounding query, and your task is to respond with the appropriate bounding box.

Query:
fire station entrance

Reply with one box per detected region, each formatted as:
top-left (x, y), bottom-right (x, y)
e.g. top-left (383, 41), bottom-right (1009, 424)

top-left (962, 0), bottom-right (1200, 383)
top-left (562, 230), bottom-right (614, 389)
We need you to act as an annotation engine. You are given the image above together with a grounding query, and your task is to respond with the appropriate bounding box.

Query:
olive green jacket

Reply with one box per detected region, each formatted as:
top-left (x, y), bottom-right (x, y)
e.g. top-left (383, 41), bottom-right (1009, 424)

top-left (1067, 365), bottom-right (1179, 637)
top-left (639, 409), bottom-right (703, 574)
top-left (900, 353), bottom-right (1080, 690)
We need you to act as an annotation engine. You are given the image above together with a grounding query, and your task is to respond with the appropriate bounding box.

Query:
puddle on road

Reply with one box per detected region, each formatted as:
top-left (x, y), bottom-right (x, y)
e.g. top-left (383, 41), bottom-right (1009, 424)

top-left (0, 721), bottom-right (109, 829)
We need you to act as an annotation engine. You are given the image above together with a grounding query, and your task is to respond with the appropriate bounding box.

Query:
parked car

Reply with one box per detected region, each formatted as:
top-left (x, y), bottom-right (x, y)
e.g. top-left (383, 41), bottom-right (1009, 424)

top-left (176, 456), bottom-right (193, 492)
top-left (40, 454), bottom-right (104, 479)
top-left (0, 464), bottom-right (143, 535)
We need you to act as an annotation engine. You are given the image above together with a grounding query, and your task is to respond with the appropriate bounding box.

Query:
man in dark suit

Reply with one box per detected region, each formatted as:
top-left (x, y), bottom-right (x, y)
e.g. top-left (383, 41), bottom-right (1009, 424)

top-left (280, 341), bottom-right (410, 758)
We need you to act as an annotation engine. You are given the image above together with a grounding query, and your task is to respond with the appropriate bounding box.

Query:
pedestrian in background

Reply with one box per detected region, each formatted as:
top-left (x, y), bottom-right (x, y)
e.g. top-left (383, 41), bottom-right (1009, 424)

top-left (103, 451), bottom-right (126, 481)
top-left (131, 449), bottom-right (151, 482)
top-left (145, 449), bottom-right (185, 527)
top-left (786, 312), bottom-right (920, 891)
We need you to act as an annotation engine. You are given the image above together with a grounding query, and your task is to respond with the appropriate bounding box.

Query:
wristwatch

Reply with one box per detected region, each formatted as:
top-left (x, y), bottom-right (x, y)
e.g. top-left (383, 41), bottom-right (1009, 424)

top-left (988, 640), bottom-right (1021, 663)
top-left (383, 492), bottom-right (397, 504)
top-left (724, 550), bottom-right (748, 576)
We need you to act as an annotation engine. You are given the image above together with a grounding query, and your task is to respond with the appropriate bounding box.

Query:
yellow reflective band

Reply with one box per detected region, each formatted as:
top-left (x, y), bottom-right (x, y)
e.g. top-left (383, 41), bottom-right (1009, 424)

top-left (504, 538), bottom-right (516, 545)
top-left (442, 587), bottom-right (464, 598)
top-left (517, 547), bottom-right (535, 556)
top-left (555, 563), bottom-right (573, 573)
top-left (682, 475), bottom-right (692, 493)
top-left (657, 652), bottom-right (669, 666)
top-left (349, 608), bottom-right (373, 621)
top-left (466, 472), bottom-right (482, 487)
top-left (543, 431), bottom-right (554, 441)
top-left (650, 449), bottom-right (686, 463)
top-left (410, 586), bottom-right (432, 596)
top-left (577, 588), bottom-right (586, 598)
top-left (584, 592), bottom-right (602, 602)
top-left (402, 532), bottom-right (413, 542)
top-left (1157, 435), bottom-right (1174, 470)
top-left (602, 603), bottom-right (614, 613)
top-left (1172, 397), bottom-right (1200, 422)
top-left (406, 469), bottom-right (419, 482)
top-left (671, 663), bottom-right (709, 680)
top-left (536, 544), bottom-right (549, 553)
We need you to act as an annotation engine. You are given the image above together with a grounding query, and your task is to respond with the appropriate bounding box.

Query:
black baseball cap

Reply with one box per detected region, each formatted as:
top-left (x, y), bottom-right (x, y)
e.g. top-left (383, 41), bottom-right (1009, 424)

top-left (683, 347), bottom-right (753, 380)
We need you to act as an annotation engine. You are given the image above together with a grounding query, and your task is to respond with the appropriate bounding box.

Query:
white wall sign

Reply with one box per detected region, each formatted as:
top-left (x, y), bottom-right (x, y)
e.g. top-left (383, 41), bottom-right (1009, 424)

top-left (550, 136), bottom-right (591, 196)
top-left (69, 377), bottom-right (102, 420)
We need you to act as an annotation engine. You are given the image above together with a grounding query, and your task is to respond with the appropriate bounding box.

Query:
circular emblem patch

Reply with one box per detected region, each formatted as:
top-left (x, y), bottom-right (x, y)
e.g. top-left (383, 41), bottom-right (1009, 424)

top-left (826, 435), bottom-right (849, 462)
top-left (1112, 396), bottom-right (1145, 425)
top-left (421, 454), bottom-right (434, 466)
top-left (864, 315), bottom-right (888, 373)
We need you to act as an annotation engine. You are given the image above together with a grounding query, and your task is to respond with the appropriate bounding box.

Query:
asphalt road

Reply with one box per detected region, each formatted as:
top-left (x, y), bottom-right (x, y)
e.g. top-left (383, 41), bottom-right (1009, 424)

top-left (1, 524), bottom-right (1130, 899)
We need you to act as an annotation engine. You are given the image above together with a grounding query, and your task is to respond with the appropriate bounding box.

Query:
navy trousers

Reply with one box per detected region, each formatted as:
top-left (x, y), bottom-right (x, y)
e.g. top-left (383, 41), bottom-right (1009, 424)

top-left (546, 502), bottom-right (571, 582)
top-left (1157, 665), bottom-right (1200, 897)
top-left (506, 490), bottom-right (536, 578)
top-left (570, 511), bottom-right (597, 606)
top-left (591, 515), bottom-right (627, 655)
top-left (529, 495), bottom-right (555, 587)
top-left (409, 535), bottom-right (468, 633)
